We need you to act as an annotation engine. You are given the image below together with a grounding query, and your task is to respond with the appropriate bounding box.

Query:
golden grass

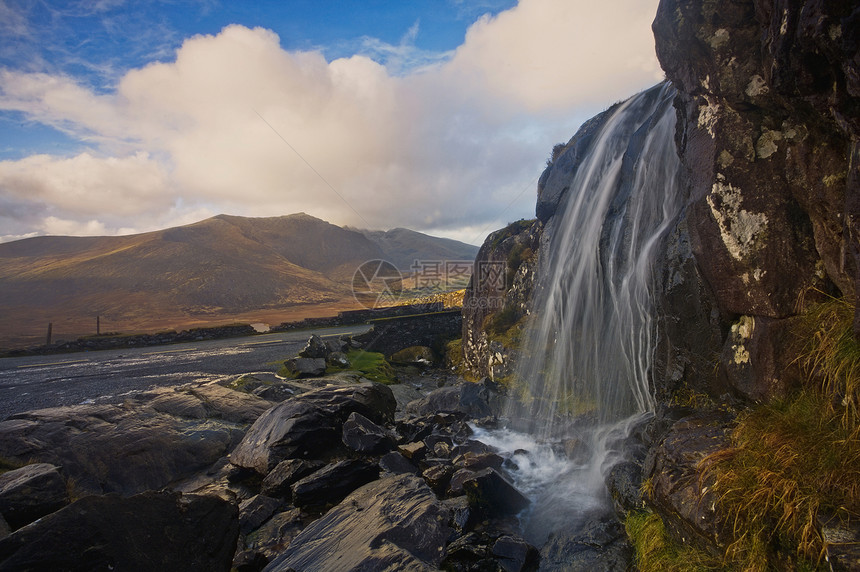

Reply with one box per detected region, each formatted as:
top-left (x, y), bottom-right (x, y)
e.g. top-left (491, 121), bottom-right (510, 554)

top-left (701, 391), bottom-right (860, 570)
top-left (625, 510), bottom-right (725, 572)
top-left (791, 294), bottom-right (860, 430)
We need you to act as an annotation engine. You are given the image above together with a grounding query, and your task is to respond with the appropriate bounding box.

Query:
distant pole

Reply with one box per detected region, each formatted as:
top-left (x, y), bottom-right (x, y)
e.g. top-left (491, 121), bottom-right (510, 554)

top-left (97, 315), bottom-right (100, 336)
top-left (46, 322), bottom-right (53, 346)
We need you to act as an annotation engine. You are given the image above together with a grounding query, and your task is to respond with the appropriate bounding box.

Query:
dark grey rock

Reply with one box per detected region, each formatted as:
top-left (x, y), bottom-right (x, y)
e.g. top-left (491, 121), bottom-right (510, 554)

top-left (493, 535), bottom-right (540, 572)
top-left (0, 463), bottom-right (69, 530)
top-left (0, 491), bottom-right (238, 572)
top-left (341, 411), bottom-right (395, 454)
top-left (244, 508), bottom-right (303, 560)
top-left (283, 357), bottom-right (326, 378)
top-left (264, 473), bottom-right (451, 572)
top-left (605, 461), bottom-right (643, 519)
top-left (539, 517), bottom-right (633, 572)
top-left (405, 380), bottom-right (499, 418)
top-left (230, 382), bottom-right (396, 474)
top-left (298, 334), bottom-right (329, 359)
top-left (326, 351), bottom-right (350, 368)
top-left (260, 459), bottom-right (324, 498)
top-left (463, 468), bottom-right (530, 517)
top-left (239, 494), bottom-right (281, 535)
top-left (379, 451), bottom-right (419, 475)
top-left (291, 460), bottom-right (379, 510)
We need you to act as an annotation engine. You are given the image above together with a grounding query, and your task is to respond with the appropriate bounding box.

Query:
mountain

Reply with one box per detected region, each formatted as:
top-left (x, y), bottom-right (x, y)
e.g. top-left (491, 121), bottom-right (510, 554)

top-left (0, 213), bottom-right (477, 349)
top-left (358, 228), bottom-right (479, 272)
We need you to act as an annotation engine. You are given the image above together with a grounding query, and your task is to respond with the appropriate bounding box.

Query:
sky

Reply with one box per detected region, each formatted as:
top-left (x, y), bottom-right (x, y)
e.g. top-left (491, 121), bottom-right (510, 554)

top-left (0, 0), bottom-right (664, 246)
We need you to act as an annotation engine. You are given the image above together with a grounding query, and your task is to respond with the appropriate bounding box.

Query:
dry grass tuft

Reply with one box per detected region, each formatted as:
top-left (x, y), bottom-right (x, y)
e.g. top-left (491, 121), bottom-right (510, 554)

top-left (625, 510), bottom-right (725, 571)
top-left (792, 293), bottom-right (860, 430)
top-left (701, 391), bottom-right (860, 570)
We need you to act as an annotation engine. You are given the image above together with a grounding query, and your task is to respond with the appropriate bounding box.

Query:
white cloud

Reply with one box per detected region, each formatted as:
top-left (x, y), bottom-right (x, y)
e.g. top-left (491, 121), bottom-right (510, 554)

top-left (0, 0), bottom-right (661, 243)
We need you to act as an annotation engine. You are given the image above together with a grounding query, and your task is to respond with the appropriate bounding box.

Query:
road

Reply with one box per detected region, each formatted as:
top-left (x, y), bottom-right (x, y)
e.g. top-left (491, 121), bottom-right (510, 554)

top-left (0, 325), bottom-right (372, 420)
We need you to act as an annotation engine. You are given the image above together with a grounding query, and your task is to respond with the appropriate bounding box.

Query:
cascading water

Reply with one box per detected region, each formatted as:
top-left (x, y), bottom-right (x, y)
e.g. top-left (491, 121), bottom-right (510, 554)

top-left (475, 82), bottom-right (685, 546)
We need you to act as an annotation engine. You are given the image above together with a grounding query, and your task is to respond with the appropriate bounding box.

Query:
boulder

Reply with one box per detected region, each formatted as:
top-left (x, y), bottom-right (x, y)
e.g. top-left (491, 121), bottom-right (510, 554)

top-left (379, 451), bottom-right (419, 476)
top-left (493, 535), bottom-right (541, 572)
top-left (405, 379), bottom-right (499, 418)
top-left (0, 463), bottom-right (68, 530)
top-left (291, 460), bottom-right (380, 510)
top-left (605, 461), bottom-right (643, 519)
top-left (326, 351), bottom-right (350, 368)
top-left (0, 491), bottom-right (238, 572)
top-left (230, 382), bottom-right (396, 474)
top-left (264, 474), bottom-right (451, 571)
top-left (463, 468), bottom-right (530, 517)
top-left (341, 411), bottom-right (395, 454)
top-left (282, 357), bottom-right (326, 378)
top-left (260, 459), bottom-right (324, 498)
top-left (238, 494), bottom-right (282, 535)
top-left (539, 517), bottom-right (633, 572)
top-left (298, 334), bottom-right (329, 359)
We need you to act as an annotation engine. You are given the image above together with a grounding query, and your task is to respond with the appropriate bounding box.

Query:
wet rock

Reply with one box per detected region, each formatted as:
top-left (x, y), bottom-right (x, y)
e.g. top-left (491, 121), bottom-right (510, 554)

top-left (818, 511), bottom-right (860, 571)
top-left (291, 460), bottom-right (379, 510)
top-left (463, 468), bottom-right (530, 517)
top-left (444, 495), bottom-right (473, 533)
top-left (230, 382), bottom-right (396, 474)
top-left (282, 357), bottom-right (326, 378)
top-left (539, 517), bottom-right (633, 572)
top-left (0, 491), bottom-right (238, 572)
top-left (379, 451), bottom-right (419, 475)
top-left (605, 461), bottom-right (643, 519)
top-left (298, 334), bottom-right (328, 359)
top-left (442, 532), bottom-right (492, 569)
top-left (422, 464), bottom-right (455, 495)
top-left (143, 381), bottom-right (273, 424)
top-left (341, 411), bottom-right (395, 454)
top-left (264, 473), bottom-right (451, 571)
top-left (260, 459), bottom-right (324, 498)
top-left (448, 468), bottom-right (477, 496)
top-left (647, 412), bottom-right (733, 555)
top-left (0, 463), bottom-right (69, 530)
top-left (239, 494), bottom-right (281, 535)
top-left (243, 508), bottom-right (303, 560)
top-left (493, 535), bottom-right (540, 572)
top-left (405, 380), bottom-right (499, 419)
top-left (454, 451), bottom-right (504, 472)
top-left (0, 400), bottom-right (249, 496)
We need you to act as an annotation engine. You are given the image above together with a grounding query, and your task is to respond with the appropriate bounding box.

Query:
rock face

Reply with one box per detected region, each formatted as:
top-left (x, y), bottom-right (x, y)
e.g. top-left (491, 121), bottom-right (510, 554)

top-left (653, 0), bottom-right (859, 332)
top-left (264, 474), bottom-right (452, 571)
top-left (461, 220), bottom-right (541, 380)
top-left (0, 491), bottom-right (238, 572)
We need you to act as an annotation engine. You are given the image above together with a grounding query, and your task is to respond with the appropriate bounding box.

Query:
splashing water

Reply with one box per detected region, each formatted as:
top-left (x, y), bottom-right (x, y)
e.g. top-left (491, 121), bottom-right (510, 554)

top-left (478, 82), bottom-right (684, 545)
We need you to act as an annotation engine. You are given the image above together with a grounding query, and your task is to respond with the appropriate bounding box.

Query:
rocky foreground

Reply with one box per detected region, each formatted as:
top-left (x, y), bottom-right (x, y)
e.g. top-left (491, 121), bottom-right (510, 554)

top-left (0, 334), bottom-right (562, 572)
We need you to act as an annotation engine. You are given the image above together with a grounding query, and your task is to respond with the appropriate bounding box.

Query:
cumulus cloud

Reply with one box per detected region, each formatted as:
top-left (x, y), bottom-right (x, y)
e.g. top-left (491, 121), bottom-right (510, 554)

top-left (0, 0), bottom-right (661, 244)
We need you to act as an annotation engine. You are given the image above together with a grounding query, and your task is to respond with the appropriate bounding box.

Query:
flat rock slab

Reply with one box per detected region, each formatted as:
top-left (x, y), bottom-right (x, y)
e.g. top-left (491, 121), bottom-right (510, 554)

top-left (264, 473), bottom-right (451, 572)
top-left (0, 386), bottom-right (258, 496)
top-left (0, 491), bottom-right (238, 572)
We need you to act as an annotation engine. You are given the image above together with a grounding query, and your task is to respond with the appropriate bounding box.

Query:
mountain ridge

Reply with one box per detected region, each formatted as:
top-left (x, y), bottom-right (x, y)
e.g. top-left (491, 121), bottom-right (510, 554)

top-left (0, 213), bottom-right (478, 349)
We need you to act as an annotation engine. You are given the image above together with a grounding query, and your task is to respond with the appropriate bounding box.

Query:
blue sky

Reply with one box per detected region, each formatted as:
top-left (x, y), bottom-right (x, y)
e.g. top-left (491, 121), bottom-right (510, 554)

top-left (0, 0), bottom-right (662, 244)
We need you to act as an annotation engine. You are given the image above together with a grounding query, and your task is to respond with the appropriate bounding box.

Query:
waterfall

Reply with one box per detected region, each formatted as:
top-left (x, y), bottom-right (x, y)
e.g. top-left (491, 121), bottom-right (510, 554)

top-left (481, 82), bottom-right (684, 546)
top-left (509, 81), bottom-right (681, 435)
